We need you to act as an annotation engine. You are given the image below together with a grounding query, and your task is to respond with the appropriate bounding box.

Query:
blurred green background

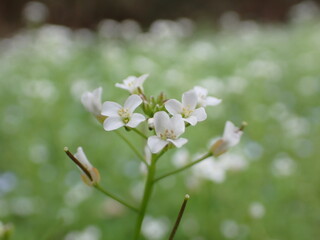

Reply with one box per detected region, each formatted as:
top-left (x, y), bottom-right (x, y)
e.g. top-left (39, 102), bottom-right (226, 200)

top-left (1, 1), bottom-right (320, 240)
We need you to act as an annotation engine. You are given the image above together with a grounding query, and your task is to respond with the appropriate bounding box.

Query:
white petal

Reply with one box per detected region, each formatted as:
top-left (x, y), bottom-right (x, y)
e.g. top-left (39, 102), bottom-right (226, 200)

top-left (147, 136), bottom-right (168, 153)
top-left (136, 74), bottom-right (149, 87)
top-left (192, 107), bottom-right (207, 122)
top-left (184, 116), bottom-right (198, 126)
top-left (92, 87), bottom-right (102, 100)
top-left (171, 114), bottom-right (185, 136)
top-left (222, 121), bottom-right (242, 147)
top-left (74, 147), bottom-right (92, 169)
top-left (126, 113), bottom-right (146, 128)
top-left (182, 90), bottom-right (197, 110)
top-left (206, 96), bottom-right (222, 106)
top-left (115, 83), bottom-right (129, 91)
top-left (193, 86), bottom-right (208, 96)
top-left (124, 94), bottom-right (142, 112)
top-left (165, 99), bottom-right (182, 115)
top-left (168, 138), bottom-right (188, 148)
top-left (154, 111), bottom-right (170, 135)
top-left (103, 116), bottom-right (125, 131)
top-left (81, 87), bottom-right (102, 115)
top-left (101, 101), bottom-right (122, 117)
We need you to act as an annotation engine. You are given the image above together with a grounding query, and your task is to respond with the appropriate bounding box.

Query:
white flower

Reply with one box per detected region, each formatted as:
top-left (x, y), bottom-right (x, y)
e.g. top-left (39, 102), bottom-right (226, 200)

top-left (147, 111), bottom-right (187, 153)
top-left (115, 74), bottom-right (149, 94)
top-left (211, 121), bottom-right (244, 156)
top-left (73, 147), bottom-right (100, 186)
top-left (101, 94), bottom-right (145, 131)
top-left (193, 86), bottom-right (222, 107)
top-left (165, 90), bottom-right (207, 126)
top-left (81, 87), bottom-right (103, 116)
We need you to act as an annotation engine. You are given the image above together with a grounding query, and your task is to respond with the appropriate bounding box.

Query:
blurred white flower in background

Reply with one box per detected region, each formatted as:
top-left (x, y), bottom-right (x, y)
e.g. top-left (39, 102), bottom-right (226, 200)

top-left (23, 79), bottom-right (57, 102)
top-left (64, 183), bottom-right (92, 207)
top-left (192, 158), bottom-right (226, 183)
top-left (11, 197), bottom-right (37, 216)
top-left (171, 148), bottom-right (189, 167)
top-left (98, 19), bottom-right (120, 38)
top-left (120, 19), bottom-right (142, 40)
top-left (249, 202), bottom-right (266, 219)
top-left (221, 220), bottom-right (240, 239)
top-left (23, 1), bottom-right (48, 24)
top-left (34, 25), bottom-right (73, 62)
top-left (142, 216), bottom-right (169, 240)
top-left (0, 172), bottom-right (17, 196)
top-left (81, 87), bottom-right (103, 116)
top-left (64, 226), bottom-right (101, 240)
top-left (271, 155), bottom-right (296, 177)
top-left (289, 1), bottom-right (320, 23)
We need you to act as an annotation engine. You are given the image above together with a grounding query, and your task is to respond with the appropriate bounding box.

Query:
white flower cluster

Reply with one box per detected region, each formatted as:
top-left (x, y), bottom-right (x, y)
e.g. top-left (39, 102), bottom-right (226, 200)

top-left (71, 73), bottom-right (244, 184)
top-left (80, 74), bottom-right (226, 154)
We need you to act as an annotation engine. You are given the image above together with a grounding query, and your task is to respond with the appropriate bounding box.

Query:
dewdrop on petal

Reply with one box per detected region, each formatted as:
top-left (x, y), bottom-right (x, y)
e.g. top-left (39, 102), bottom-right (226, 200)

top-left (211, 121), bottom-right (247, 157)
top-left (64, 147), bottom-right (100, 186)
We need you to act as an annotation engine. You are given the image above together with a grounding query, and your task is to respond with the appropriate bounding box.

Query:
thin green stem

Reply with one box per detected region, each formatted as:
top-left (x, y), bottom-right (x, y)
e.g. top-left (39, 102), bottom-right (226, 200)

top-left (131, 128), bottom-right (148, 139)
top-left (169, 194), bottom-right (190, 240)
top-left (154, 152), bottom-right (212, 183)
top-left (94, 184), bottom-right (139, 212)
top-left (133, 151), bottom-right (165, 240)
top-left (115, 131), bottom-right (148, 166)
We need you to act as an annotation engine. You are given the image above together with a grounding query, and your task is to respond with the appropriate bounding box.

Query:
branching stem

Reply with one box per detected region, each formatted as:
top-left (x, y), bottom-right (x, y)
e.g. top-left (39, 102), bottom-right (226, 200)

top-left (154, 152), bottom-right (212, 183)
top-left (94, 184), bottom-right (139, 212)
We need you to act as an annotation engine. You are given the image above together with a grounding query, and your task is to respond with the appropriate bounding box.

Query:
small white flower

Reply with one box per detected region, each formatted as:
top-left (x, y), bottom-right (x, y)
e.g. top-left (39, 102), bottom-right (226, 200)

top-left (211, 121), bottom-right (244, 156)
top-left (165, 90), bottom-right (207, 126)
top-left (193, 86), bottom-right (222, 107)
top-left (101, 94), bottom-right (145, 131)
top-left (81, 87), bottom-right (103, 116)
top-left (147, 111), bottom-right (187, 153)
top-left (115, 74), bottom-right (149, 94)
top-left (74, 147), bottom-right (100, 186)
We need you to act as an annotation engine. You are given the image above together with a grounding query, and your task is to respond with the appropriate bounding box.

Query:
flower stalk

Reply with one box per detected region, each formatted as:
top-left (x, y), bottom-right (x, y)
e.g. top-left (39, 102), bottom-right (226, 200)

top-left (94, 184), bottom-right (139, 212)
top-left (169, 194), bottom-right (190, 240)
top-left (154, 152), bottom-right (212, 183)
top-left (133, 154), bottom-right (158, 240)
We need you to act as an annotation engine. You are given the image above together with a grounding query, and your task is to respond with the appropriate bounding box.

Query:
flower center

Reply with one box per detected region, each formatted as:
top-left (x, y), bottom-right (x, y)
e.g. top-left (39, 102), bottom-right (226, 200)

top-left (160, 129), bottom-right (177, 140)
top-left (182, 107), bottom-right (194, 118)
top-left (118, 108), bottom-right (131, 123)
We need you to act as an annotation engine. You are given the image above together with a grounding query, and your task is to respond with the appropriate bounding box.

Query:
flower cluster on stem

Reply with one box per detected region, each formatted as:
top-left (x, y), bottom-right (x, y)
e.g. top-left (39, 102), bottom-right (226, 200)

top-left (64, 74), bottom-right (246, 239)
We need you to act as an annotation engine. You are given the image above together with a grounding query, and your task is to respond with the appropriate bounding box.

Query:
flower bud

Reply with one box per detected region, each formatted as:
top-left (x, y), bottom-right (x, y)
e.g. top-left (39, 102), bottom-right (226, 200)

top-left (64, 147), bottom-right (100, 186)
top-left (211, 121), bottom-right (246, 157)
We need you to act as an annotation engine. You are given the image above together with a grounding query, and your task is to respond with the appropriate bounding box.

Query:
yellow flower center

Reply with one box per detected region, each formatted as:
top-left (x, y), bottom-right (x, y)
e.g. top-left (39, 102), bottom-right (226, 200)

top-left (160, 129), bottom-right (177, 140)
top-left (118, 108), bottom-right (131, 123)
top-left (182, 107), bottom-right (194, 118)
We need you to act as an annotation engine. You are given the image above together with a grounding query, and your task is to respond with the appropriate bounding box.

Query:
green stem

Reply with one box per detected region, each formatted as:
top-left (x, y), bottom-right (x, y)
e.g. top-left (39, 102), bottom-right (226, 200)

top-left (133, 154), bottom-right (158, 240)
top-left (154, 152), bottom-right (212, 183)
top-left (115, 131), bottom-right (148, 166)
top-left (131, 128), bottom-right (148, 139)
top-left (94, 184), bottom-right (139, 212)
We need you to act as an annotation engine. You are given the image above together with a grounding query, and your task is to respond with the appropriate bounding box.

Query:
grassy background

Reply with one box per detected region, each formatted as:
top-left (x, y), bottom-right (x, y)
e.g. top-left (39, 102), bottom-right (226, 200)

top-left (0, 18), bottom-right (320, 239)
